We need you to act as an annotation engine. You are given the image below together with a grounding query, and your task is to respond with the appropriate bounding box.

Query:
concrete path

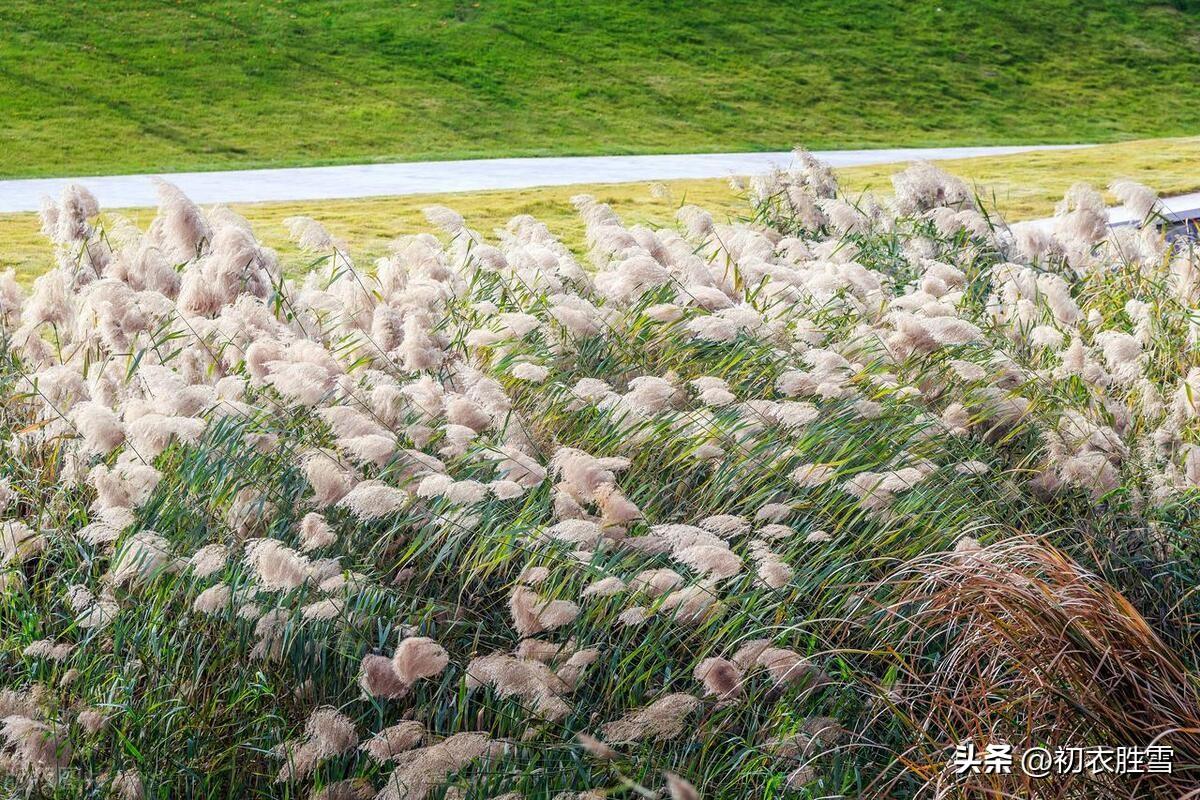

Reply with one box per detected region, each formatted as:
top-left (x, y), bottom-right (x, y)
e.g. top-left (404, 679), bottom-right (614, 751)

top-left (0, 145), bottom-right (1090, 213)
top-left (1108, 190), bottom-right (1200, 227)
top-left (1020, 189), bottom-right (1200, 231)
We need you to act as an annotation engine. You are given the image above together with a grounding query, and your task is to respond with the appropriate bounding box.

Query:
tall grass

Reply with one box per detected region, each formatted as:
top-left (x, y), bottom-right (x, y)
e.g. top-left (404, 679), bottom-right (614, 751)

top-left (1, 156), bottom-right (1199, 798)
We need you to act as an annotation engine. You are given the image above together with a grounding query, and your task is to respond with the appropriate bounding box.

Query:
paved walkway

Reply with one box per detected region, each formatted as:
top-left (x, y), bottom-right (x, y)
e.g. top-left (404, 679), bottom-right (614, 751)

top-left (0, 145), bottom-right (1090, 213)
top-left (1020, 189), bottom-right (1200, 231)
top-left (1109, 190), bottom-right (1200, 226)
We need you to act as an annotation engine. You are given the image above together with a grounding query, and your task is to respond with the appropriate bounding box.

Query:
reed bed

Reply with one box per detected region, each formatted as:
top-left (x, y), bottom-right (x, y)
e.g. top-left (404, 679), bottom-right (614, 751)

top-left (1, 153), bottom-right (1199, 798)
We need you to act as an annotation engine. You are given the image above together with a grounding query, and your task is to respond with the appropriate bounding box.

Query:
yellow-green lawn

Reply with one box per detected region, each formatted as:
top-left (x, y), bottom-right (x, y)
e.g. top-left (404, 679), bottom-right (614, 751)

top-left (3, 136), bottom-right (1197, 285)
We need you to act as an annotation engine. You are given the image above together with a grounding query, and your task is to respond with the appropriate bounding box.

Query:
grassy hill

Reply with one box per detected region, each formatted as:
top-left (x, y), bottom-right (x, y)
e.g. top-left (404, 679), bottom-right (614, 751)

top-left (1, 0), bottom-right (1198, 178)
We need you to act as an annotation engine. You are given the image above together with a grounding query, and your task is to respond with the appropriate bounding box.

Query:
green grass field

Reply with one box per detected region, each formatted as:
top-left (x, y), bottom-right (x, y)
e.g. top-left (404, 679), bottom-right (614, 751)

top-left (2, 0), bottom-right (1198, 178)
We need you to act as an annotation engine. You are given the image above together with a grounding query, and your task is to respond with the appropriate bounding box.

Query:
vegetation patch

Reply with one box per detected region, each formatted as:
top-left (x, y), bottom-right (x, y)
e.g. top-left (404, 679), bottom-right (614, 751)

top-left (2, 1), bottom-right (1199, 177)
top-left (1, 152), bottom-right (1200, 797)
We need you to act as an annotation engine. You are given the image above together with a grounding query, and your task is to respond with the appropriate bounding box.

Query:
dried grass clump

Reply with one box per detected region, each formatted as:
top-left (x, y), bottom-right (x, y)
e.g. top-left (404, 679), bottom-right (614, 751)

top-left (874, 539), bottom-right (1200, 798)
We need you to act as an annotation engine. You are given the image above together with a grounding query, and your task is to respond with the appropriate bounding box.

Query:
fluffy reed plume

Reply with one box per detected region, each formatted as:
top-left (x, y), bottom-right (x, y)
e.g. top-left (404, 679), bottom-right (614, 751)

top-left (510, 362), bottom-right (549, 383)
top-left (581, 576), bottom-right (625, 598)
top-left (1, 521), bottom-right (44, 566)
top-left (661, 581), bottom-right (722, 624)
top-left (392, 637), bottom-right (449, 684)
top-left (70, 401), bottom-right (125, 455)
top-left (192, 583), bottom-right (232, 615)
top-left (301, 450), bottom-right (357, 507)
top-left (301, 598), bottom-right (343, 621)
top-left (600, 694), bottom-right (700, 743)
top-left (248, 607), bottom-right (291, 660)
top-left (152, 179), bottom-right (211, 261)
top-left (789, 462), bottom-right (837, 488)
top-left (1109, 179), bottom-right (1158, 221)
top-left (0, 716), bottom-right (70, 783)
top-left (75, 710), bottom-right (107, 736)
top-left (107, 531), bottom-right (175, 587)
top-left (593, 482), bottom-right (642, 525)
top-left (555, 647), bottom-right (599, 690)
top-left (891, 162), bottom-right (973, 214)
top-left (873, 539), bottom-right (1200, 797)
top-left (359, 655), bottom-right (411, 700)
top-left (698, 514), bottom-right (749, 538)
top-left (361, 721), bottom-right (425, 763)
top-left (360, 637), bottom-right (448, 700)
top-left (509, 586), bottom-right (579, 636)
top-left (755, 647), bottom-right (817, 687)
top-left (749, 540), bottom-right (793, 588)
top-left (110, 769), bottom-right (145, 800)
top-left (309, 779), bottom-right (374, 800)
top-left (298, 512), bottom-right (337, 552)
top-left (283, 216), bottom-right (337, 252)
top-left (465, 653), bottom-right (573, 720)
top-left (693, 656), bottom-right (743, 700)
top-left (337, 480), bottom-right (408, 519)
top-left (244, 538), bottom-right (311, 591)
top-left (21, 640), bottom-right (73, 662)
top-left (188, 543), bottom-right (227, 578)
top-left (673, 543), bottom-right (742, 578)
top-left (665, 772), bottom-right (700, 800)
top-left (375, 733), bottom-right (501, 800)
top-left (576, 732), bottom-right (618, 760)
top-left (276, 707), bottom-right (358, 783)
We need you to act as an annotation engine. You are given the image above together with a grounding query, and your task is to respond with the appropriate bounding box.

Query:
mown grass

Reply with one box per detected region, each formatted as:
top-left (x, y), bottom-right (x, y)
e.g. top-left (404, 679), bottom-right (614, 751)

top-left (2, 1), bottom-right (1199, 178)
top-left (3, 136), bottom-right (1199, 286)
top-left (840, 135), bottom-right (1200, 219)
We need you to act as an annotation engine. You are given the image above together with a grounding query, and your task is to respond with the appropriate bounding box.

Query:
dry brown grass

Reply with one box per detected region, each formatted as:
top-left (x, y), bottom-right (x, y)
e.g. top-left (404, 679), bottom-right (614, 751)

top-left (869, 539), bottom-right (1200, 799)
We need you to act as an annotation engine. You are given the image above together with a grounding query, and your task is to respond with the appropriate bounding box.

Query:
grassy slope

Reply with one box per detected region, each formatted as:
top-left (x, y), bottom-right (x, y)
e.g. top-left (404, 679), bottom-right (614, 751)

top-left (3, 136), bottom-right (1199, 285)
top-left (1, 1), bottom-right (1199, 178)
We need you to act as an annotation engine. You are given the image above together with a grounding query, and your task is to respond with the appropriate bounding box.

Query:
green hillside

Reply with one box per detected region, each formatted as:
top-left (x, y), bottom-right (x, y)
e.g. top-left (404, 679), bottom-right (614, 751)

top-left (1, 0), bottom-right (1198, 178)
